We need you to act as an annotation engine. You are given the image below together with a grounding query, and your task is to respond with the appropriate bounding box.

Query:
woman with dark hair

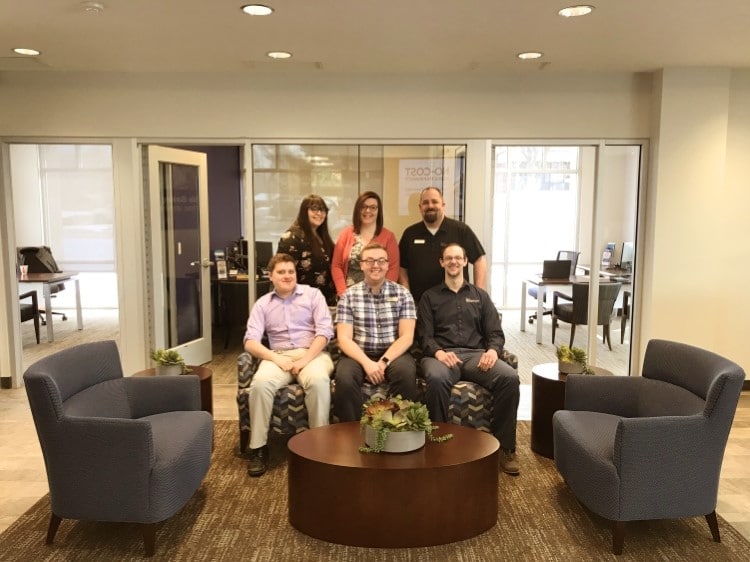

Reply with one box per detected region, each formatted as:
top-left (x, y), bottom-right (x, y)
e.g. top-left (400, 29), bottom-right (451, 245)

top-left (331, 191), bottom-right (399, 296)
top-left (277, 194), bottom-right (336, 305)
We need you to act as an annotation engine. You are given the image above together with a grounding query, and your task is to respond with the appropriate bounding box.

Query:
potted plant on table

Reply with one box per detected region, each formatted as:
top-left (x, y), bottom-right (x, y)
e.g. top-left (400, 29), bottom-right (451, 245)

top-left (359, 395), bottom-right (453, 453)
top-left (556, 344), bottom-right (593, 375)
top-left (150, 348), bottom-right (186, 376)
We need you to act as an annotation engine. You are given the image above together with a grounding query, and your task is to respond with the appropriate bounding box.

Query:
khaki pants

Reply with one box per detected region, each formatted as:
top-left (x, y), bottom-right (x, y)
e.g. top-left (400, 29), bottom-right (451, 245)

top-left (248, 349), bottom-right (334, 449)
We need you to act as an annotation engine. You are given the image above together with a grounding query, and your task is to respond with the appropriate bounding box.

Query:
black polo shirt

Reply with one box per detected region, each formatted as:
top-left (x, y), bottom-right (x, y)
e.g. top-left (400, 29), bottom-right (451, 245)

top-left (398, 217), bottom-right (485, 304)
top-left (417, 282), bottom-right (505, 358)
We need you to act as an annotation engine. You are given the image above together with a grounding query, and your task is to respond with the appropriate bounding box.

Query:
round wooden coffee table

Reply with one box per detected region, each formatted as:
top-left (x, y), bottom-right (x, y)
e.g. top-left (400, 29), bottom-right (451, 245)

top-left (531, 362), bottom-right (613, 459)
top-left (287, 422), bottom-right (499, 547)
top-left (132, 365), bottom-right (213, 414)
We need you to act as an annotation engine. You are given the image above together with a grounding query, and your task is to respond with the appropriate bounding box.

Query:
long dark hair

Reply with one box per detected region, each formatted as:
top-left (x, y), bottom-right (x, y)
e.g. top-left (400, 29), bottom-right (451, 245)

top-left (293, 194), bottom-right (334, 259)
top-left (352, 191), bottom-right (383, 235)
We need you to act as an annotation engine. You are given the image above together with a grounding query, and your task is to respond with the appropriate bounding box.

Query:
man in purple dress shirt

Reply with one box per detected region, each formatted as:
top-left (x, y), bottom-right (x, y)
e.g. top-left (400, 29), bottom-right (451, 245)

top-left (243, 253), bottom-right (334, 477)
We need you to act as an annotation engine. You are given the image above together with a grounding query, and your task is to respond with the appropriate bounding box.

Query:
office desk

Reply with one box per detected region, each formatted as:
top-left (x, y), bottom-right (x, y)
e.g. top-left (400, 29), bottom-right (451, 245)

top-left (18, 271), bottom-right (83, 343)
top-left (521, 275), bottom-right (612, 345)
top-left (213, 276), bottom-right (272, 348)
top-left (578, 265), bottom-right (632, 283)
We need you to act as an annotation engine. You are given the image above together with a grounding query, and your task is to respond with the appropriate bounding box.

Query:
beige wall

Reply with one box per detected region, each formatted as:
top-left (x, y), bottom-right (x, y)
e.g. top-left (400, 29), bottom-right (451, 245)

top-left (1, 68), bottom-right (749, 379)
top-left (0, 71), bottom-right (651, 139)
top-left (643, 68), bottom-right (749, 368)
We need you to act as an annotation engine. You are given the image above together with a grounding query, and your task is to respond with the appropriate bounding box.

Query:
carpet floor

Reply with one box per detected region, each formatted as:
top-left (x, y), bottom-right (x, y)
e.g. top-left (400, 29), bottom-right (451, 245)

top-left (1, 421), bottom-right (748, 561)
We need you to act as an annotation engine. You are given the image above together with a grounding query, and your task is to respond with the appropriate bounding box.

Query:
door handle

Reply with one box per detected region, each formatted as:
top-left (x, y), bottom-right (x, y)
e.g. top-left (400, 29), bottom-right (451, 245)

top-left (190, 259), bottom-right (215, 267)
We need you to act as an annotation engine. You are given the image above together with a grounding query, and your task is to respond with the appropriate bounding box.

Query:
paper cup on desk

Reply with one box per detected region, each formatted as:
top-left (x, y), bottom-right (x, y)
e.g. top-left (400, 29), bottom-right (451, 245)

top-left (19, 265), bottom-right (28, 278)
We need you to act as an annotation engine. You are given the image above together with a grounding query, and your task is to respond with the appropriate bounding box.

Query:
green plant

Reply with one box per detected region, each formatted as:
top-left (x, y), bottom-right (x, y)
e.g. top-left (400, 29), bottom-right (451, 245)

top-left (359, 395), bottom-right (452, 453)
top-left (555, 344), bottom-right (594, 374)
top-left (150, 348), bottom-right (185, 367)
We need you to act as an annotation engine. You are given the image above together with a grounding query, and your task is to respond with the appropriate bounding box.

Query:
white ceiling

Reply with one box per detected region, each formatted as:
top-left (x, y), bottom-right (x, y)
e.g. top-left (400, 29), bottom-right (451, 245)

top-left (2, 0), bottom-right (750, 74)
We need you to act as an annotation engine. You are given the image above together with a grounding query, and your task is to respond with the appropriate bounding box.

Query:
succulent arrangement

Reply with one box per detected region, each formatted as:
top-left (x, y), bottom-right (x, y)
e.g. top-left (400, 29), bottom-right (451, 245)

top-left (555, 344), bottom-right (594, 374)
top-left (359, 396), bottom-right (452, 453)
top-left (150, 348), bottom-right (185, 366)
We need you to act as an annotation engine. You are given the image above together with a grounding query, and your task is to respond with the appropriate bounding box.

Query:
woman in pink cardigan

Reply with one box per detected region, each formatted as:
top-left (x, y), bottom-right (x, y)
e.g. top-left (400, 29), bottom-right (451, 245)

top-left (331, 191), bottom-right (400, 296)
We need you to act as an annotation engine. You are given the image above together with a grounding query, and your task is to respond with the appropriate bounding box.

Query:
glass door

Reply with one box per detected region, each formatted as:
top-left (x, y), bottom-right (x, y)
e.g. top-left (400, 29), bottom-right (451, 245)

top-left (491, 142), bottom-right (642, 373)
top-left (147, 146), bottom-right (211, 366)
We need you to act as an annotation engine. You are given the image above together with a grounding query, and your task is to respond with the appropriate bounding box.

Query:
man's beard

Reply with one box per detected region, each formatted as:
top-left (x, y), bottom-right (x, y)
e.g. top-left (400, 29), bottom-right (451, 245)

top-left (423, 209), bottom-right (439, 224)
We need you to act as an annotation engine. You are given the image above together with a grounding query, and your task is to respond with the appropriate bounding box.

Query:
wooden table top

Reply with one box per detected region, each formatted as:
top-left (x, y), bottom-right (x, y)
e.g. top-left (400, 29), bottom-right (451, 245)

top-left (133, 365), bottom-right (212, 380)
top-left (288, 421), bottom-right (499, 469)
top-left (532, 362), bottom-right (614, 382)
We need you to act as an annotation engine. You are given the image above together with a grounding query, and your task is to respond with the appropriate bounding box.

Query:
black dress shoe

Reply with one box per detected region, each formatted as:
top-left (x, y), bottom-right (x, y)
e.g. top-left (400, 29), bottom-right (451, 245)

top-left (247, 445), bottom-right (268, 477)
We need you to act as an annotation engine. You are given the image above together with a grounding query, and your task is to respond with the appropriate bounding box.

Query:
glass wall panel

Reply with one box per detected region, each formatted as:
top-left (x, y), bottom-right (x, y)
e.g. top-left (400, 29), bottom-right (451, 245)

top-left (251, 144), bottom-right (466, 255)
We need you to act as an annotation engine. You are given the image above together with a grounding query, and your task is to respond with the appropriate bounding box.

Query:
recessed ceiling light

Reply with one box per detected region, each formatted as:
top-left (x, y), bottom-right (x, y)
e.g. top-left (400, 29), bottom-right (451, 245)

top-left (267, 51), bottom-right (292, 60)
top-left (558, 5), bottom-right (594, 18)
top-left (517, 52), bottom-right (543, 60)
top-left (13, 48), bottom-right (41, 56)
top-left (242, 4), bottom-right (274, 16)
top-left (80, 1), bottom-right (104, 13)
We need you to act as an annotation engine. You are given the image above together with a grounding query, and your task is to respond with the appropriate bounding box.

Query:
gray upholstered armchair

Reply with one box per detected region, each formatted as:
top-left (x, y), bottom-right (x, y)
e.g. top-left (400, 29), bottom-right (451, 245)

top-left (552, 339), bottom-right (745, 554)
top-left (23, 340), bottom-right (213, 557)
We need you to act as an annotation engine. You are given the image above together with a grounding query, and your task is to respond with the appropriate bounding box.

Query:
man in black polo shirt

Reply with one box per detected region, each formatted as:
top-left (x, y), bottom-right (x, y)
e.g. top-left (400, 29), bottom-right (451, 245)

top-left (398, 186), bottom-right (487, 304)
top-left (418, 243), bottom-right (520, 475)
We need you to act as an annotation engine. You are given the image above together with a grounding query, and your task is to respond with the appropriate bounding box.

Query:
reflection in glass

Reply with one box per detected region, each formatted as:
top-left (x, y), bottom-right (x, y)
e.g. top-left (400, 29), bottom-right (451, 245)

top-left (162, 163), bottom-right (202, 347)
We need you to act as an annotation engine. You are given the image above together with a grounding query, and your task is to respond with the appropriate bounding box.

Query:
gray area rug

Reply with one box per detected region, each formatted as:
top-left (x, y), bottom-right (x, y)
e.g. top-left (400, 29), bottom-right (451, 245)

top-left (1, 421), bottom-right (748, 561)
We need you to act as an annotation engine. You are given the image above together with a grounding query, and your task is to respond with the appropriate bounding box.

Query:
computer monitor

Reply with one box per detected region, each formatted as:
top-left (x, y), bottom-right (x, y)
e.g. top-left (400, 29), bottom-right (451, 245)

top-left (620, 241), bottom-right (634, 270)
top-left (255, 241), bottom-right (274, 275)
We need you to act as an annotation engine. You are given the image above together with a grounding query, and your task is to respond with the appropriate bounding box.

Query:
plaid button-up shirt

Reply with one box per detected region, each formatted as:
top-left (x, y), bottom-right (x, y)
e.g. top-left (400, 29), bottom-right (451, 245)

top-left (336, 279), bottom-right (416, 357)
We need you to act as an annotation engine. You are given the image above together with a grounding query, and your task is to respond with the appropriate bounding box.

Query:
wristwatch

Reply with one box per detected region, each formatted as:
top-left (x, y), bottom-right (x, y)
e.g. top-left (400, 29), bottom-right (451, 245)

top-left (380, 356), bottom-right (390, 365)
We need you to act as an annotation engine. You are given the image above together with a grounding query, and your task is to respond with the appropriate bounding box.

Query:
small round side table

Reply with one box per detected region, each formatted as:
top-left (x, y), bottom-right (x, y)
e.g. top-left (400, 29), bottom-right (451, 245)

top-left (531, 362), bottom-right (613, 459)
top-left (133, 365), bottom-right (213, 414)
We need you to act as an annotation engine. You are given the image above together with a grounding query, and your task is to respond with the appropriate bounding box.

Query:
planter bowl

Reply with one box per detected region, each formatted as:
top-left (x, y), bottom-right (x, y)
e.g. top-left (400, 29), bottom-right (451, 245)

top-left (155, 364), bottom-right (184, 376)
top-left (558, 360), bottom-right (585, 375)
top-left (363, 426), bottom-right (425, 453)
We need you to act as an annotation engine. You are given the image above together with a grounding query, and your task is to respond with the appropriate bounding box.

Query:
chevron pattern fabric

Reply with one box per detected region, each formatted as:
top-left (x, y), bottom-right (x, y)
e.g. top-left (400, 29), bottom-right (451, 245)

top-left (238, 346), bottom-right (519, 450)
top-left (270, 384), bottom-right (309, 434)
top-left (449, 381), bottom-right (493, 432)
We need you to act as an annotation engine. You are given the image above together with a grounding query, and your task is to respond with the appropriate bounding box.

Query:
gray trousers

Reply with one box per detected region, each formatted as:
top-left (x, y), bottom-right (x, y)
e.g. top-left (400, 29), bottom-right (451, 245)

top-left (422, 347), bottom-right (519, 450)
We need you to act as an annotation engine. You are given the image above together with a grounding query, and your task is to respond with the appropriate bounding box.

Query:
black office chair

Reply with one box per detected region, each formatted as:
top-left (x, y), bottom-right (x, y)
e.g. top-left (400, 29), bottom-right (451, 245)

top-left (18, 246), bottom-right (68, 324)
top-left (20, 290), bottom-right (41, 344)
top-left (551, 281), bottom-right (622, 350)
top-left (528, 250), bottom-right (580, 324)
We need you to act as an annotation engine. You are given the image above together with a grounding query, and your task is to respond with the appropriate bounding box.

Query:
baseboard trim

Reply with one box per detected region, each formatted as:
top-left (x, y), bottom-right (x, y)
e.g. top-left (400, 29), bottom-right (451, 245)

top-left (744, 379), bottom-right (750, 392)
top-left (0, 377), bottom-right (11, 389)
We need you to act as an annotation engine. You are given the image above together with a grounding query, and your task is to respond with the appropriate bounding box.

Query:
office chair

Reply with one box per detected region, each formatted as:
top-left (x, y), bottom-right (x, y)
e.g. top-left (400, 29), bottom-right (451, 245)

top-left (20, 290), bottom-right (41, 344)
top-left (528, 250), bottom-right (580, 324)
top-left (18, 246), bottom-right (68, 324)
top-left (551, 281), bottom-right (622, 350)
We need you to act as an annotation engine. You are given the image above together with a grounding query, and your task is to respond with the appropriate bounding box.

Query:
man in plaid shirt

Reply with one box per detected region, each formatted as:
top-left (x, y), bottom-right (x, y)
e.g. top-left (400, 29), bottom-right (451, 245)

top-left (333, 242), bottom-right (418, 421)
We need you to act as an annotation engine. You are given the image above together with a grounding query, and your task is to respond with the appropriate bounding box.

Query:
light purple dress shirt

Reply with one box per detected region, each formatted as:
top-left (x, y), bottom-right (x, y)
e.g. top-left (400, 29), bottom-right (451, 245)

top-left (244, 284), bottom-right (333, 350)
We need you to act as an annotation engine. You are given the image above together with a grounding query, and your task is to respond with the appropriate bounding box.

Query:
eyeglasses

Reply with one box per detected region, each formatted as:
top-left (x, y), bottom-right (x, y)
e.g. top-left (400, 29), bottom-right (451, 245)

top-left (361, 204), bottom-right (379, 212)
top-left (360, 258), bottom-right (389, 266)
top-left (308, 205), bottom-right (327, 214)
top-left (441, 256), bottom-right (465, 263)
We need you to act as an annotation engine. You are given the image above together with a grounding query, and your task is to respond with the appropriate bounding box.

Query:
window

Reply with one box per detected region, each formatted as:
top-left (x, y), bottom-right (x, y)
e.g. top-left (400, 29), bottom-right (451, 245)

top-left (491, 146), bottom-right (581, 307)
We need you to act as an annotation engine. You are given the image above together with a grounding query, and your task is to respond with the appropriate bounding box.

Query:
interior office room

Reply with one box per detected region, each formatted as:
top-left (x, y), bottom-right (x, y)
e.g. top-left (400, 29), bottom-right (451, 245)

top-left (0, 1), bottom-right (749, 556)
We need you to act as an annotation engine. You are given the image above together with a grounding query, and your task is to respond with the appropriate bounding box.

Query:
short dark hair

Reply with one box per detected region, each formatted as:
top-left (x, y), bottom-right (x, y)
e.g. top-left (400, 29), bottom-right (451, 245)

top-left (441, 243), bottom-right (466, 260)
top-left (419, 186), bottom-right (443, 202)
top-left (267, 253), bottom-right (296, 273)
